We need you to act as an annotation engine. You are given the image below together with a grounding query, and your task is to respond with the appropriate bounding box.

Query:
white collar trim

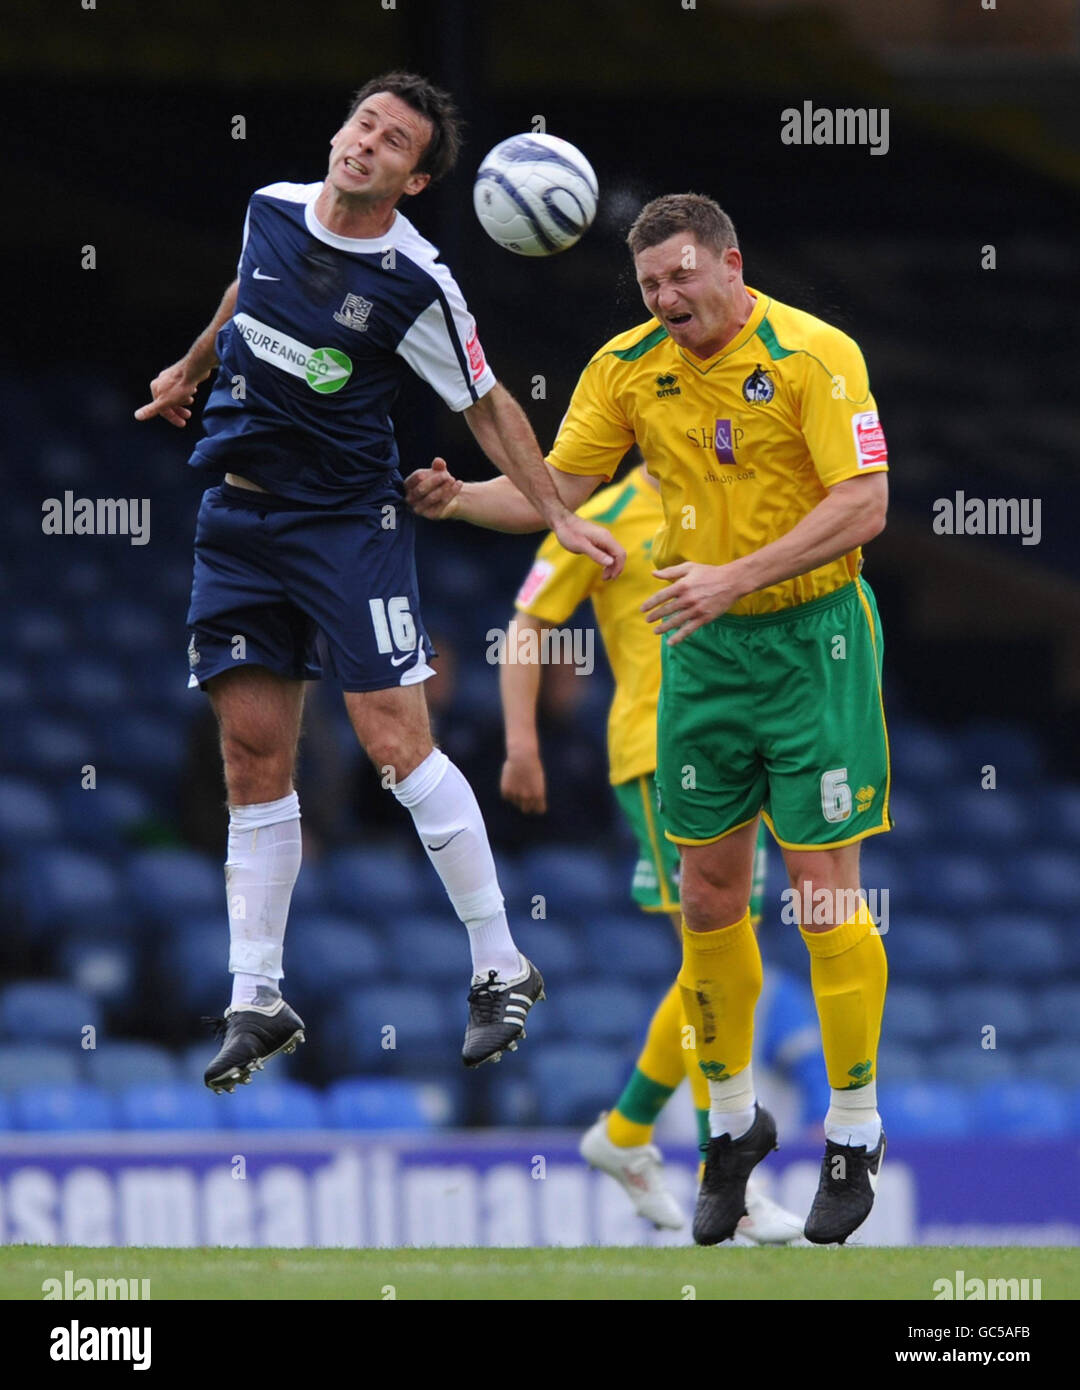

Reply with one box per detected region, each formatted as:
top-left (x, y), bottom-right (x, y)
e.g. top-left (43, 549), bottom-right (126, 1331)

top-left (304, 189), bottom-right (401, 252)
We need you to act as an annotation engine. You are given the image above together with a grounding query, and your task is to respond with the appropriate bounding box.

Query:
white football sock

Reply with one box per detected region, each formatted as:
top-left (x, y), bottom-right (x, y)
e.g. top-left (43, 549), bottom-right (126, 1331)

top-left (226, 792), bottom-right (301, 1010)
top-left (392, 749), bottom-right (520, 980)
top-left (707, 1065), bottom-right (757, 1140)
top-left (824, 1083), bottom-right (882, 1149)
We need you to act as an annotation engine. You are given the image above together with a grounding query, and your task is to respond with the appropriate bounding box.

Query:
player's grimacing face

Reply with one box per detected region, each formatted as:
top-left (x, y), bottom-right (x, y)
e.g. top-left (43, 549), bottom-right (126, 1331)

top-left (328, 92), bottom-right (433, 203)
top-left (634, 235), bottom-right (744, 357)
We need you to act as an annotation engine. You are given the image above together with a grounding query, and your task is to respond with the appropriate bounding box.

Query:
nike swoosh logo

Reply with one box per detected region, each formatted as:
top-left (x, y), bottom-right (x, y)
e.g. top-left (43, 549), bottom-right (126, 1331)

top-left (867, 1137), bottom-right (886, 1195)
top-left (253, 268), bottom-right (280, 280)
top-left (427, 829), bottom-right (464, 852)
top-left (389, 653), bottom-right (412, 666)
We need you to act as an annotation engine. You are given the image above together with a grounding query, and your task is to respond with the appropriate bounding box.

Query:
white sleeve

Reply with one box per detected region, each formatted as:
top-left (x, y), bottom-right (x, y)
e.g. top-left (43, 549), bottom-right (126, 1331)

top-left (395, 264), bottom-right (497, 412)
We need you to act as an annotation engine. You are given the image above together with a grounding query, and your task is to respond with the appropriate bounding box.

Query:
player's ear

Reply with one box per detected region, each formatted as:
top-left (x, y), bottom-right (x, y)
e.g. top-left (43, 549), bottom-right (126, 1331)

top-left (402, 170), bottom-right (432, 198)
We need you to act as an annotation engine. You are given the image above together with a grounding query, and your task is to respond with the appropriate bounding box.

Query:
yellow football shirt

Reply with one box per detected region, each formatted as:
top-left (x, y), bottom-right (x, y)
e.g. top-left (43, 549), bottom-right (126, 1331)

top-left (547, 288), bottom-right (889, 615)
top-left (514, 468), bottom-right (664, 786)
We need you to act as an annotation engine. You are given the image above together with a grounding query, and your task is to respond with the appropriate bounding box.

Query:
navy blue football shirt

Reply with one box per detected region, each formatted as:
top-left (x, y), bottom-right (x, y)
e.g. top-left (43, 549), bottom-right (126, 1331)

top-left (188, 181), bottom-right (496, 504)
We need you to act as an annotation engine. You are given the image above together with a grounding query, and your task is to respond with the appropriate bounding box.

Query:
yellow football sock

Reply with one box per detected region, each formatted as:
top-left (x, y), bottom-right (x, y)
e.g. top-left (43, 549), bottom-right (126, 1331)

top-left (677, 909), bottom-right (761, 1084)
top-left (800, 899), bottom-right (887, 1091)
top-left (606, 982), bottom-right (685, 1147)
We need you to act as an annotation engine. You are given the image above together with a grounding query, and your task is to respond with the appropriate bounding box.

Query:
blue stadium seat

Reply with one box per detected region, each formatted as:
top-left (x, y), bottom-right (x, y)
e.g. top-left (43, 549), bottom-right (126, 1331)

top-left (936, 789), bottom-right (1032, 847)
top-left (885, 916), bottom-right (967, 982)
top-left (507, 919), bottom-right (587, 978)
top-left (16, 847), bottom-right (126, 933)
top-left (78, 598), bottom-right (169, 651)
top-left (220, 1079), bottom-right (323, 1129)
top-left (925, 1041), bottom-right (1018, 1086)
top-left (882, 983), bottom-right (942, 1046)
top-left (116, 1081), bottom-right (224, 1131)
top-left (1036, 984), bottom-right (1080, 1041)
top-left (157, 921), bottom-right (229, 1012)
top-left (287, 857), bottom-right (330, 914)
top-left (880, 788), bottom-right (934, 850)
top-left (386, 916), bottom-right (470, 984)
top-left (972, 1080), bottom-right (1071, 1137)
top-left (0, 777), bottom-right (62, 842)
top-left (551, 982), bottom-right (651, 1043)
top-left (10, 1083), bottom-right (115, 1131)
top-left (104, 713), bottom-right (187, 782)
top-left (518, 847), bottom-right (624, 918)
top-left (0, 660), bottom-right (31, 708)
top-left (59, 658), bottom-right (128, 709)
top-left (530, 1043), bottom-right (628, 1125)
top-left (126, 848), bottom-right (222, 922)
top-left (875, 1081), bottom-right (974, 1139)
top-left (333, 984), bottom-right (453, 1069)
top-left (82, 1041), bottom-right (179, 1090)
top-left (941, 984), bottom-right (1039, 1047)
top-left (7, 715), bottom-right (94, 777)
top-left (58, 938), bottom-right (135, 1003)
top-left (0, 981), bottom-right (102, 1044)
top-left (969, 915), bottom-right (1064, 982)
top-left (1014, 850), bottom-right (1080, 912)
top-left (875, 1042), bottom-right (926, 1083)
top-left (888, 721), bottom-right (966, 786)
top-left (1025, 1043), bottom-right (1080, 1089)
top-left (0, 1092), bottom-right (12, 1130)
top-left (0, 1044), bottom-right (79, 1092)
top-left (324, 1077), bottom-right (441, 1130)
top-left (58, 780), bottom-right (155, 849)
top-left (327, 845), bottom-right (428, 919)
top-left (914, 854), bottom-right (1005, 912)
top-left (583, 916), bottom-right (679, 980)
top-left (9, 606), bottom-right (71, 655)
top-left (1039, 785), bottom-right (1080, 847)
top-left (956, 720), bottom-right (1043, 782)
top-left (284, 917), bottom-right (386, 995)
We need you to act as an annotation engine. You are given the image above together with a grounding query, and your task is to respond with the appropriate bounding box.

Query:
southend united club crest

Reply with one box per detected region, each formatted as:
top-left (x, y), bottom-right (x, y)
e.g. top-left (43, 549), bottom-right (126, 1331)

top-left (742, 365), bottom-right (774, 403)
top-left (333, 292), bottom-right (374, 333)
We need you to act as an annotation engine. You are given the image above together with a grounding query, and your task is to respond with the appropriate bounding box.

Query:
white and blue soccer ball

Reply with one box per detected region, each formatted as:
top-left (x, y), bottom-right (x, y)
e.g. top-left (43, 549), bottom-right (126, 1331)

top-left (473, 133), bottom-right (598, 257)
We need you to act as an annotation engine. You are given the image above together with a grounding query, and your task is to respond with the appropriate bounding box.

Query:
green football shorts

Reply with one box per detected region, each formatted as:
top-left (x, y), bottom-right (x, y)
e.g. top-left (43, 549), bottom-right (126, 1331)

top-left (655, 578), bottom-right (892, 850)
top-left (613, 772), bottom-right (768, 922)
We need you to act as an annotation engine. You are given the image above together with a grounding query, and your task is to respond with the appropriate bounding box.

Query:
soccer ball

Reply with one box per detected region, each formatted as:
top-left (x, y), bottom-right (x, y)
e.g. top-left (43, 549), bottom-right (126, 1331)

top-left (473, 133), bottom-right (598, 257)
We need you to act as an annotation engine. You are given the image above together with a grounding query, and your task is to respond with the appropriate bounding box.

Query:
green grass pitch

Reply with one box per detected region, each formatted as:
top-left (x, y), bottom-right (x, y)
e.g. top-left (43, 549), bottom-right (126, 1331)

top-left (2, 1246), bottom-right (1077, 1300)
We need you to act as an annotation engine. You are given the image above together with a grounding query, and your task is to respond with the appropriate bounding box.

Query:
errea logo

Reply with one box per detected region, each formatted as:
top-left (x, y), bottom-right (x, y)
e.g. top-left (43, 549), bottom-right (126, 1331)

top-left (655, 373), bottom-right (680, 398)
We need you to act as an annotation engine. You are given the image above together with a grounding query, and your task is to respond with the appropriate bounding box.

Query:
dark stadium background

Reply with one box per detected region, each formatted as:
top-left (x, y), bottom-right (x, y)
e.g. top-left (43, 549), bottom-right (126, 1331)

top-left (0, 0), bottom-right (1078, 1244)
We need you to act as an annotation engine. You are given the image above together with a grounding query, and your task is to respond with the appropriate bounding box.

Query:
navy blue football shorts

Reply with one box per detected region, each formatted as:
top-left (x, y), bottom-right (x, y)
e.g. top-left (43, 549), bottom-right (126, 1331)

top-left (186, 483), bottom-right (436, 692)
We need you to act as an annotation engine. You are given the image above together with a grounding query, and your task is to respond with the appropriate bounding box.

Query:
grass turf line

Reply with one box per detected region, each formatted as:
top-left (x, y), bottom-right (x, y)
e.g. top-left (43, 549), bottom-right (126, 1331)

top-left (2, 1246), bottom-right (1077, 1300)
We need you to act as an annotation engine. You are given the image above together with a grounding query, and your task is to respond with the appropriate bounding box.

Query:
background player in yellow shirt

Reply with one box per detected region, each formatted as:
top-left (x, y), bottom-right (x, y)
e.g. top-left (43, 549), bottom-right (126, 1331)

top-left (408, 193), bottom-right (891, 1246)
top-left (502, 459), bottom-right (804, 1242)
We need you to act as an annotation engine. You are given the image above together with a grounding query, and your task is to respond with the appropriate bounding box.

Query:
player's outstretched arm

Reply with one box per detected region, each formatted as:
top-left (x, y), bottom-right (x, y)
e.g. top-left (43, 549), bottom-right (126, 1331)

top-left (134, 278), bottom-right (239, 427)
top-left (498, 612), bottom-right (548, 815)
top-left (457, 383), bottom-right (624, 576)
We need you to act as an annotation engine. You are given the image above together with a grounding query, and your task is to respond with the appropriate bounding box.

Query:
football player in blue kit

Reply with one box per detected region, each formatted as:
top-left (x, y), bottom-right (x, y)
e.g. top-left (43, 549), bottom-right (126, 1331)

top-left (136, 72), bottom-right (625, 1091)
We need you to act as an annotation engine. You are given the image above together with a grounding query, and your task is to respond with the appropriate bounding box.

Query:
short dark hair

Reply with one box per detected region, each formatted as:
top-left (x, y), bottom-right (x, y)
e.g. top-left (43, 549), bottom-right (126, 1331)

top-left (344, 72), bottom-right (463, 183)
top-left (627, 193), bottom-right (739, 258)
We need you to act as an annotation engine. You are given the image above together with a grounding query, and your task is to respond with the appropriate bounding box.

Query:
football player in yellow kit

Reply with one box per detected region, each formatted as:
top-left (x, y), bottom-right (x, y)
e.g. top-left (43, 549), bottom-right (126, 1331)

top-left (407, 194), bottom-right (890, 1245)
top-left (502, 458), bottom-right (803, 1242)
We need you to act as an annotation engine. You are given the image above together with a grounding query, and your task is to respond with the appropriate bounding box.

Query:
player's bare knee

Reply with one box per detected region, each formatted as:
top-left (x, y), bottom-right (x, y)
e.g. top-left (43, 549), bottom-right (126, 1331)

top-left (680, 876), bottom-right (748, 933)
top-left (220, 733), bottom-right (295, 805)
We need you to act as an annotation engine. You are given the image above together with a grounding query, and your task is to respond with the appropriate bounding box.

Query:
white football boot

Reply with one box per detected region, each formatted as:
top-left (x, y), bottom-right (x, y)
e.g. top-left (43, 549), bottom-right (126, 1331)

top-left (580, 1113), bottom-right (684, 1230)
top-left (735, 1176), bottom-right (805, 1245)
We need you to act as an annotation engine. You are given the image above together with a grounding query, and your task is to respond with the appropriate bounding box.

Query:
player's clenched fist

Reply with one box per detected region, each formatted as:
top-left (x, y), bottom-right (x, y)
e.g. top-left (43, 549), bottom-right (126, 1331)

top-left (134, 361), bottom-right (206, 428)
top-left (406, 456), bottom-right (463, 519)
top-left (500, 751), bottom-right (547, 815)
